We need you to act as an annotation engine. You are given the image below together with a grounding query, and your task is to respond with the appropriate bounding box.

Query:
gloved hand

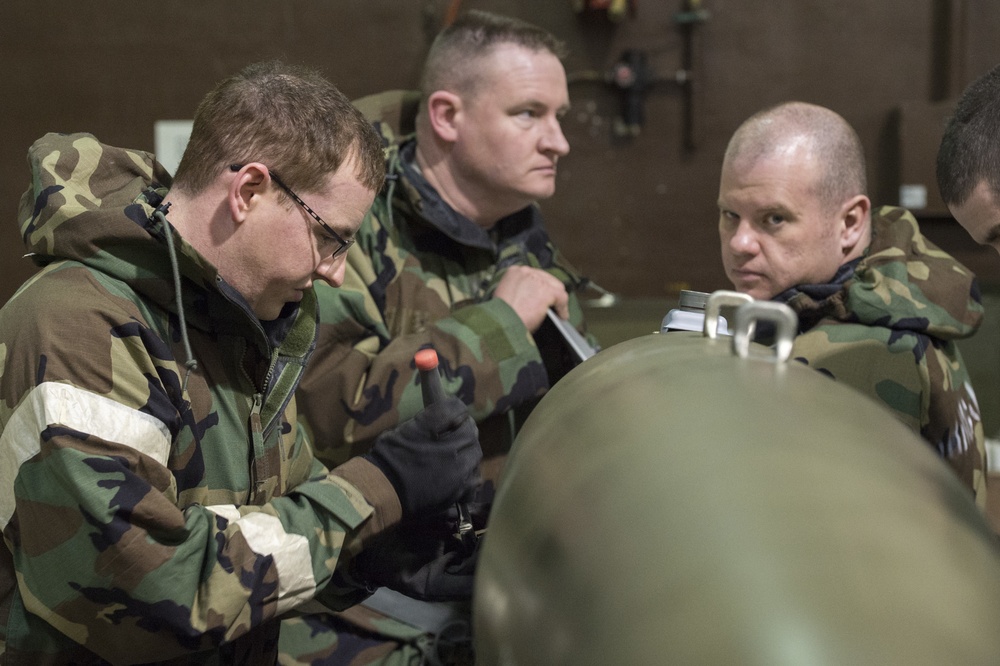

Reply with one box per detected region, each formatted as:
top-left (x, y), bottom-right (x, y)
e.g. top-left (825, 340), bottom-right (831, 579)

top-left (355, 508), bottom-right (483, 601)
top-left (364, 395), bottom-right (481, 518)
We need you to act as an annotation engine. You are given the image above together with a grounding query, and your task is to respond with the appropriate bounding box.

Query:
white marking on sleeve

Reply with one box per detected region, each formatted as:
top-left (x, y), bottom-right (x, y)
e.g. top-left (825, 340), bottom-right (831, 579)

top-left (0, 382), bottom-right (171, 528)
top-left (216, 511), bottom-right (318, 613)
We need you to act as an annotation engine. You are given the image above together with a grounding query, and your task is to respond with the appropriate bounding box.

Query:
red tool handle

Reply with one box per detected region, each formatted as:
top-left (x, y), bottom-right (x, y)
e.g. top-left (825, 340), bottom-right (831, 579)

top-left (415, 348), bottom-right (447, 407)
top-left (414, 348), bottom-right (478, 551)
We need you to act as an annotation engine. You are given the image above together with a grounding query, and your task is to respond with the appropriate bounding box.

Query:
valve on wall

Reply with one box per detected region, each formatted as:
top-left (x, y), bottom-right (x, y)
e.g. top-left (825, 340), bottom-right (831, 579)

top-left (568, 0), bottom-right (710, 146)
top-left (610, 49), bottom-right (650, 137)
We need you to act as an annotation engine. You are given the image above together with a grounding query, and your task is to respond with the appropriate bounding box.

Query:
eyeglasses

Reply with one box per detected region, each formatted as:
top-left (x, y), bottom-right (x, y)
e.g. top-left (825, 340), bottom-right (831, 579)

top-left (229, 163), bottom-right (354, 259)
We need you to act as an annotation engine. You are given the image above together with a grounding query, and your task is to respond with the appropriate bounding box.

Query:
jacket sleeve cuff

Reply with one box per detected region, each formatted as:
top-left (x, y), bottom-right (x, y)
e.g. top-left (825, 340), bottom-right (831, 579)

top-left (328, 457), bottom-right (403, 547)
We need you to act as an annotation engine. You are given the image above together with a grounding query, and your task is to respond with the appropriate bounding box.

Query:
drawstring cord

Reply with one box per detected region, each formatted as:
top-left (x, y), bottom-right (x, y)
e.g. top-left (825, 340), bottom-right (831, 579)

top-left (153, 203), bottom-right (199, 394)
top-left (383, 146), bottom-right (400, 228)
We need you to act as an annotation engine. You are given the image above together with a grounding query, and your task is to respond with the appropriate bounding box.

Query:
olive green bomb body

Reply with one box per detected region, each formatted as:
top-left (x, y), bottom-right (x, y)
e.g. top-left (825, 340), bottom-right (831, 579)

top-left (474, 329), bottom-right (1000, 665)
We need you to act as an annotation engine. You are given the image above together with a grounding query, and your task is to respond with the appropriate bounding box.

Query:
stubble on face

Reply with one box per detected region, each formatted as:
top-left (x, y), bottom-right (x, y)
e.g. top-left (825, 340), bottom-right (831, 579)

top-left (453, 45), bottom-right (570, 211)
top-left (718, 149), bottom-right (846, 300)
top-left (244, 157), bottom-right (375, 321)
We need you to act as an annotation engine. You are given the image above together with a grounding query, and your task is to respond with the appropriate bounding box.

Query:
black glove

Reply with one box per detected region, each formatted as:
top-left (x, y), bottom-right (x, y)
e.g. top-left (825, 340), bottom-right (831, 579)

top-left (384, 538), bottom-right (481, 601)
top-left (355, 508), bottom-right (483, 601)
top-left (363, 395), bottom-right (482, 518)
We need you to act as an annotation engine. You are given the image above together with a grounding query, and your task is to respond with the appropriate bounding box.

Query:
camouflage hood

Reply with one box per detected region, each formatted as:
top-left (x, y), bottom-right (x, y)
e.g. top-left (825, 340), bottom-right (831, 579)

top-left (785, 205), bottom-right (983, 341)
top-left (3, 134), bottom-right (376, 663)
top-left (17, 132), bottom-right (226, 330)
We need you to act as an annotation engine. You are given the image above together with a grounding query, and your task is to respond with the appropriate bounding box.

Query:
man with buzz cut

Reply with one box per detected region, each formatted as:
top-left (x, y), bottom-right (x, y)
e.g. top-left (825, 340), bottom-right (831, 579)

top-left (299, 9), bottom-right (590, 483)
top-left (718, 100), bottom-right (986, 505)
top-left (287, 9), bottom-right (593, 665)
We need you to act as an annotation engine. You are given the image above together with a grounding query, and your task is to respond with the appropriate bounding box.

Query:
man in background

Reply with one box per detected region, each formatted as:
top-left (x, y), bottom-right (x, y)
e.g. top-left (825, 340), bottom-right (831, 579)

top-left (300, 9), bottom-right (591, 480)
top-left (937, 63), bottom-right (1000, 256)
top-left (287, 10), bottom-right (594, 664)
top-left (718, 101), bottom-right (985, 504)
top-left (937, 60), bottom-right (1000, 530)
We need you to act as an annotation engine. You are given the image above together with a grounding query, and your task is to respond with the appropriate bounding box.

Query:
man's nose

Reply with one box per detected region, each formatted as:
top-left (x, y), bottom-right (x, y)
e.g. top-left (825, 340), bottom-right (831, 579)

top-left (729, 220), bottom-right (759, 255)
top-left (315, 255), bottom-right (347, 288)
top-left (541, 118), bottom-right (570, 157)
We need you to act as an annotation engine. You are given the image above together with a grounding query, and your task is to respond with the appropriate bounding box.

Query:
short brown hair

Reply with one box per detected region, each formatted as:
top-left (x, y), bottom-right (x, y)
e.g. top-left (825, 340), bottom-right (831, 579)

top-left (937, 62), bottom-right (1000, 207)
top-left (420, 11), bottom-right (568, 100)
top-left (173, 60), bottom-right (384, 195)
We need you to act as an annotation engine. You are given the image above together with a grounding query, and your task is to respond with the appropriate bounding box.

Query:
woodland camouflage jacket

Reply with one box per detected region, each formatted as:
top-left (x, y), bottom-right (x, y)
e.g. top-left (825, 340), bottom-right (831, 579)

top-left (298, 112), bottom-right (592, 479)
top-left (0, 134), bottom-right (378, 664)
top-left (785, 205), bottom-right (987, 505)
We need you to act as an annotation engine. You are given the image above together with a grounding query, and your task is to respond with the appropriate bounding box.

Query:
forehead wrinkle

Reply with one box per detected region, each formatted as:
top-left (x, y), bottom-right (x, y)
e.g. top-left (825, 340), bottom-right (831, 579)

top-left (473, 45), bottom-right (566, 102)
top-left (722, 158), bottom-right (810, 217)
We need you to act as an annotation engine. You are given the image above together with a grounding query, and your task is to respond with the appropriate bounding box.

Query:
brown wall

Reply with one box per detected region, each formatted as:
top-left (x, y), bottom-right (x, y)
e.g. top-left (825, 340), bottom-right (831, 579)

top-left (3, 0), bottom-right (1000, 306)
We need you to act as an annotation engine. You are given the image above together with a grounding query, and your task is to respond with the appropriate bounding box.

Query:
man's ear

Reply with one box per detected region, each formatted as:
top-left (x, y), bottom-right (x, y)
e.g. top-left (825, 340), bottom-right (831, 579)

top-left (228, 163), bottom-right (268, 223)
top-left (424, 90), bottom-right (462, 143)
top-left (839, 194), bottom-right (872, 253)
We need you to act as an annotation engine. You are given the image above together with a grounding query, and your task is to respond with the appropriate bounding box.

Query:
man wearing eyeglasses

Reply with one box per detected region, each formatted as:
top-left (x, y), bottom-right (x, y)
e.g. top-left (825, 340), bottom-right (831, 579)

top-left (0, 61), bottom-right (482, 664)
top-left (718, 101), bottom-right (985, 504)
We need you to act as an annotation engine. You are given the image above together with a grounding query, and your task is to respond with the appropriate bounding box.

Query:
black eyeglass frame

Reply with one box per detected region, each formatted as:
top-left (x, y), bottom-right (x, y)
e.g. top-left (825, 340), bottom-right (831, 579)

top-left (229, 163), bottom-right (354, 259)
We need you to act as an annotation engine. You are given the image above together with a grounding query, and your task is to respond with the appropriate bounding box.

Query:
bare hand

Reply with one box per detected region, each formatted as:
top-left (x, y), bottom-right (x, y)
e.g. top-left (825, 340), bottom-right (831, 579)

top-left (493, 266), bottom-right (569, 332)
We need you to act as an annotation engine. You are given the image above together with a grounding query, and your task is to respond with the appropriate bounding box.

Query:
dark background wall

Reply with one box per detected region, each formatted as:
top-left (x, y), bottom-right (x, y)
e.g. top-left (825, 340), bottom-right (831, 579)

top-left (3, 0), bottom-right (1000, 306)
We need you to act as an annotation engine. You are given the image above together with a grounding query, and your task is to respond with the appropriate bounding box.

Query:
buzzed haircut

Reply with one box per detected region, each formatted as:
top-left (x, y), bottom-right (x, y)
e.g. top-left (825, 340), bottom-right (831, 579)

top-left (937, 62), bottom-right (1000, 207)
top-left (172, 60), bottom-right (384, 197)
top-left (724, 102), bottom-right (868, 213)
top-left (419, 10), bottom-right (568, 100)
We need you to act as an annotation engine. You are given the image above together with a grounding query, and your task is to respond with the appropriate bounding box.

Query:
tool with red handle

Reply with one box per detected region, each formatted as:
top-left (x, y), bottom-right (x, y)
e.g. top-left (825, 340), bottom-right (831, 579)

top-left (414, 349), bottom-right (477, 551)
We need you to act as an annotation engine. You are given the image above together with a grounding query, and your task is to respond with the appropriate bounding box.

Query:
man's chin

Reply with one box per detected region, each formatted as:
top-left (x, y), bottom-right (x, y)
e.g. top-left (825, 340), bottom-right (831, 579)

top-left (257, 299), bottom-right (302, 322)
top-left (730, 280), bottom-right (774, 301)
top-left (524, 179), bottom-right (557, 200)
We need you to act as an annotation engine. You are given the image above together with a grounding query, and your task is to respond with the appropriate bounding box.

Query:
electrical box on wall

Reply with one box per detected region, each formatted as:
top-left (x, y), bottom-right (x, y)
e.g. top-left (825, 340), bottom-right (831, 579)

top-left (894, 100), bottom-right (955, 217)
top-left (154, 120), bottom-right (193, 176)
